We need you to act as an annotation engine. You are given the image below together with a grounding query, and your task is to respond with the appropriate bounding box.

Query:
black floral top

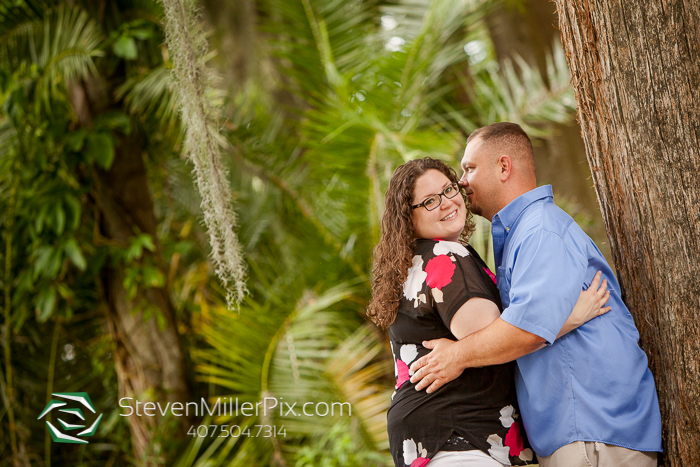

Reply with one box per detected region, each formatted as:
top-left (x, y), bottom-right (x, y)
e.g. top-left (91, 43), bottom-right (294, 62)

top-left (387, 239), bottom-right (535, 467)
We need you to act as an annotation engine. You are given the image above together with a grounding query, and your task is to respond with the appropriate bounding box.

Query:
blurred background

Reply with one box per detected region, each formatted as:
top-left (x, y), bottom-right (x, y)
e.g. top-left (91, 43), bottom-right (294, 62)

top-left (0, 0), bottom-right (610, 465)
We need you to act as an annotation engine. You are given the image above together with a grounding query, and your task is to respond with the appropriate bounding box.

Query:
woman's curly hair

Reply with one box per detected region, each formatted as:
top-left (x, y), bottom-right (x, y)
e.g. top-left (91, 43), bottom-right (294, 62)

top-left (367, 157), bottom-right (475, 328)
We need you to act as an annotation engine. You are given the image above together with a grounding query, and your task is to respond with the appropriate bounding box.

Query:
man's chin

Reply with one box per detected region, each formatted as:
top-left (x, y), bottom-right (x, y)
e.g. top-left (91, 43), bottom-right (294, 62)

top-left (468, 205), bottom-right (483, 217)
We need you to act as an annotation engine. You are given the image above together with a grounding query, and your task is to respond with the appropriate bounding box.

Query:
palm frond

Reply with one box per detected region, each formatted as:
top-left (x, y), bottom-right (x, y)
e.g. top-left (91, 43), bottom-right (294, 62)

top-left (325, 323), bottom-right (393, 451)
top-left (465, 40), bottom-right (577, 136)
top-left (0, 5), bottom-right (103, 111)
top-left (116, 65), bottom-right (180, 131)
top-left (188, 281), bottom-right (390, 466)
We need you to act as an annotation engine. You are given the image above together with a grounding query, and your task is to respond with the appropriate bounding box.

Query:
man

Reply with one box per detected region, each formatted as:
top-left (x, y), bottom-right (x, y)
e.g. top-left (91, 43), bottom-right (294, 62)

top-left (409, 122), bottom-right (662, 466)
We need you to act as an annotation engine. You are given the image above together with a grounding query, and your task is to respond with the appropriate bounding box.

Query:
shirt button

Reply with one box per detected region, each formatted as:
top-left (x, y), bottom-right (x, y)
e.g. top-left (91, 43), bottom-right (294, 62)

top-left (505, 227), bottom-right (510, 232)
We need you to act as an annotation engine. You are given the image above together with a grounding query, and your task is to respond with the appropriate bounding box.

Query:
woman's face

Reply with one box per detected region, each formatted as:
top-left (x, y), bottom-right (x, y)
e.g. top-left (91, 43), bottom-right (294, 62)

top-left (411, 169), bottom-right (467, 242)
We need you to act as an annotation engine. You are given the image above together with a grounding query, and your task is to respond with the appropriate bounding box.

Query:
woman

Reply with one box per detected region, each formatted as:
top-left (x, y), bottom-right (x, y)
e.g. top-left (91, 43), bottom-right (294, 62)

top-left (368, 158), bottom-right (609, 467)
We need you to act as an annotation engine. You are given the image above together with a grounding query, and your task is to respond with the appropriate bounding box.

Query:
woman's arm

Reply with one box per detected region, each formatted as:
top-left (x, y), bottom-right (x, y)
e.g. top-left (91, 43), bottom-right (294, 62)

top-left (557, 270), bottom-right (611, 338)
top-left (449, 297), bottom-right (501, 340)
top-left (449, 270), bottom-right (609, 341)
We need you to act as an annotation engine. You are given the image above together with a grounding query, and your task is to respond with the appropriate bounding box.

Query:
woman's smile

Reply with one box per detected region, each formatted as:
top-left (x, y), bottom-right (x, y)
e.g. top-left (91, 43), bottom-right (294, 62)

top-left (441, 210), bottom-right (458, 221)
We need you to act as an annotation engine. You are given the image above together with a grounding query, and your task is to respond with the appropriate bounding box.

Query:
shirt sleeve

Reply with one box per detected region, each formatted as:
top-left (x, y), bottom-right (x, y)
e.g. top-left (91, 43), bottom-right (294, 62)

top-left (426, 251), bottom-right (499, 331)
top-left (499, 229), bottom-right (587, 344)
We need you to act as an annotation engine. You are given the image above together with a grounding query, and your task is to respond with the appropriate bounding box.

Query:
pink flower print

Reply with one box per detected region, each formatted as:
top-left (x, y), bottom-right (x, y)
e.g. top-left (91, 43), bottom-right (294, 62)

top-left (484, 267), bottom-right (497, 285)
top-left (425, 255), bottom-right (455, 289)
top-left (410, 459), bottom-right (430, 467)
top-left (504, 422), bottom-right (524, 457)
top-left (396, 359), bottom-right (410, 389)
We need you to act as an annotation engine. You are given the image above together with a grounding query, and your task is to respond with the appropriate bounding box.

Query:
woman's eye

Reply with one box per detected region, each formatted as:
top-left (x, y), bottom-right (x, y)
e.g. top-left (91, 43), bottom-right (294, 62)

top-left (445, 185), bottom-right (454, 194)
top-left (424, 198), bottom-right (436, 207)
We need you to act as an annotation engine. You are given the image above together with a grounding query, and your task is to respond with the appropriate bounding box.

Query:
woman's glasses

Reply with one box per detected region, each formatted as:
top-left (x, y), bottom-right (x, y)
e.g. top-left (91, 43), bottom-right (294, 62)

top-left (411, 182), bottom-right (460, 211)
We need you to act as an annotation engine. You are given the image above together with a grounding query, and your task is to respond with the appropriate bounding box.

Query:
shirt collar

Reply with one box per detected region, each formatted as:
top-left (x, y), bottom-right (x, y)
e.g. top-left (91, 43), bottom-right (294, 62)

top-left (493, 185), bottom-right (553, 230)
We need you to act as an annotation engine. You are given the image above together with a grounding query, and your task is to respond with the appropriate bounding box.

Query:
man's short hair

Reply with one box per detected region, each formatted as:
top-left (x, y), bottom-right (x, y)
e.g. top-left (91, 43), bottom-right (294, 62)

top-left (467, 122), bottom-right (535, 172)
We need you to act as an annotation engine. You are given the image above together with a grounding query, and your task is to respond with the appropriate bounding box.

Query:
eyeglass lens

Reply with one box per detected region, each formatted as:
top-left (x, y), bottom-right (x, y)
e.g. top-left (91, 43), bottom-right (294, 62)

top-left (423, 183), bottom-right (458, 211)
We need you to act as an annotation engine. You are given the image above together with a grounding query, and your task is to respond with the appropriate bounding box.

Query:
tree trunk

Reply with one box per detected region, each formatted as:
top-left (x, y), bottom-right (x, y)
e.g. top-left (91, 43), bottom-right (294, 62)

top-left (554, 2), bottom-right (700, 465)
top-left (95, 140), bottom-right (191, 464)
top-left (486, 0), bottom-right (612, 262)
top-left (71, 80), bottom-right (191, 465)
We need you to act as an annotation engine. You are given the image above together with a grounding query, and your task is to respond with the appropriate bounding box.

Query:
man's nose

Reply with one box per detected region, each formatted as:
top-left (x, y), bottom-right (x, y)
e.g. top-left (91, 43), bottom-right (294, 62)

top-left (458, 177), bottom-right (468, 187)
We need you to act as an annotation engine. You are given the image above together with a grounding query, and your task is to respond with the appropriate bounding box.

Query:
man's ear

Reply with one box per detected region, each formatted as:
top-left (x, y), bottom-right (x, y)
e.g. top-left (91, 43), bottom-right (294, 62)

top-left (497, 155), bottom-right (513, 181)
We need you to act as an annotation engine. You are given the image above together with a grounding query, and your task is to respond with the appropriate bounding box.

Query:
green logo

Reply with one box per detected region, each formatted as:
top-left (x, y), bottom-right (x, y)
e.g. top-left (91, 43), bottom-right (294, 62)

top-left (37, 392), bottom-right (103, 444)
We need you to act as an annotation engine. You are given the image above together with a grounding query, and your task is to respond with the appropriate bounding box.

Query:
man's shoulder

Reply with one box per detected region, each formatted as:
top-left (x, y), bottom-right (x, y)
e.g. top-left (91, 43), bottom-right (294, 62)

top-left (517, 199), bottom-right (578, 239)
top-left (510, 200), bottom-right (590, 265)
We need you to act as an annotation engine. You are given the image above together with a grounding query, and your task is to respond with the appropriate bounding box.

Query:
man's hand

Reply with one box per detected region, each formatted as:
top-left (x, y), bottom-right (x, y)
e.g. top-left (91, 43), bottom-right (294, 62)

top-left (409, 338), bottom-right (465, 393)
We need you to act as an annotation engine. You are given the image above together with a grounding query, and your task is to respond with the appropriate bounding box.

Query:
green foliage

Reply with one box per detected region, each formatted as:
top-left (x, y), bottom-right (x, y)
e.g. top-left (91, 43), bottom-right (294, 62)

top-left (295, 421), bottom-right (390, 467)
top-left (466, 41), bottom-right (577, 136)
top-left (0, 0), bottom-right (194, 464)
top-left (0, 0), bottom-right (581, 465)
top-left (176, 281), bottom-right (392, 466)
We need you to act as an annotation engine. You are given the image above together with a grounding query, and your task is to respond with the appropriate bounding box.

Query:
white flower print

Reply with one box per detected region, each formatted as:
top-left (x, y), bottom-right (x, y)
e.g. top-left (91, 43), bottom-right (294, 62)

top-left (403, 438), bottom-right (428, 466)
top-left (519, 448), bottom-right (534, 462)
top-left (487, 434), bottom-right (512, 465)
top-left (431, 287), bottom-right (443, 303)
top-left (403, 255), bottom-right (427, 302)
top-left (500, 405), bottom-right (515, 428)
top-left (433, 240), bottom-right (469, 258)
top-left (400, 344), bottom-right (419, 366)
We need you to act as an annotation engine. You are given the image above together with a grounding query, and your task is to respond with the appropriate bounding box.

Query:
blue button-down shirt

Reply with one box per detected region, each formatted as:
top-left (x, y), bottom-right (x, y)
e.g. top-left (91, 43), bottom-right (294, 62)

top-left (494, 185), bottom-right (662, 456)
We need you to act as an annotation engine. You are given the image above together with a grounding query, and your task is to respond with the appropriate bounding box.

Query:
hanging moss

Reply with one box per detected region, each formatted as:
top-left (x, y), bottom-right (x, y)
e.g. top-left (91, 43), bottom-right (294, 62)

top-left (158, 0), bottom-right (247, 308)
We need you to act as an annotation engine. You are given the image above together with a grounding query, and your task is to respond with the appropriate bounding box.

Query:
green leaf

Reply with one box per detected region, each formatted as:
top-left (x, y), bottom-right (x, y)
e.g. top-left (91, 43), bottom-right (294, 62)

top-left (124, 267), bottom-right (140, 300)
top-left (66, 129), bottom-right (87, 151)
top-left (36, 287), bottom-right (57, 322)
top-left (113, 36), bottom-right (138, 60)
top-left (35, 204), bottom-right (49, 234)
top-left (141, 265), bottom-right (165, 288)
top-left (156, 309), bottom-right (167, 331)
top-left (96, 111), bottom-right (132, 135)
top-left (130, 29), bottom-right (153, 40)
top-left (64, 238), bottom-right (87, 271)
top-left (138, 233), bottom-right (156, 252)
top-left (33, 246), bottom-right (54, 279)
top-left (85, 132), bottom-right (115, 169)
top-left (64, 194), bottom-right (82, 230)
top-left (54, 205), bottom-right (66, 235)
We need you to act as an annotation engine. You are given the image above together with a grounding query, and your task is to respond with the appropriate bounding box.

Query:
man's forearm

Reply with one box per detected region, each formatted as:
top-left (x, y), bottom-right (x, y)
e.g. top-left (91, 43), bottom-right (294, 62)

top-left (452, 317), bottom-right (545, 368)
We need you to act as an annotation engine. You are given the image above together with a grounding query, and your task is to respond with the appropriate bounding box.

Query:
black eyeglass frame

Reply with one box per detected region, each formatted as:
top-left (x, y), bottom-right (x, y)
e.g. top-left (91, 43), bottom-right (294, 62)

top-left (411, 182), bottom-right (460, 211)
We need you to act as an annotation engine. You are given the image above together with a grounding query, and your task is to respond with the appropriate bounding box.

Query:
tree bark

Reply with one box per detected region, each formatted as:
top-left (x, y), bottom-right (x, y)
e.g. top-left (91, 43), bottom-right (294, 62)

top-left (71, 79), bottom-right (191, 465)
top-left (554, 1), bottom-right (700, 465)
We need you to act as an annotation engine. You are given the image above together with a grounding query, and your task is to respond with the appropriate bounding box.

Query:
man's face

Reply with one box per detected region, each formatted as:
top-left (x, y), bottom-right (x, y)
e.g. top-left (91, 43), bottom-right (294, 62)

top-left (459, 137), bottom-right (501, 221)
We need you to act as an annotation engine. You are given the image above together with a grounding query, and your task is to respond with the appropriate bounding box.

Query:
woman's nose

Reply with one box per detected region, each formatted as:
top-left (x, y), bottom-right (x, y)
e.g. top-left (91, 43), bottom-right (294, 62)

top-left (441, 195), bottom-right (455, 209)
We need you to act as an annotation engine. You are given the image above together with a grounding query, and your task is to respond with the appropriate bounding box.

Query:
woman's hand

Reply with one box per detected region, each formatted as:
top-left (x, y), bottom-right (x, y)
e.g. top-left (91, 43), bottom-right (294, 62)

top-left (557, 271), bottom-right (611, 338)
